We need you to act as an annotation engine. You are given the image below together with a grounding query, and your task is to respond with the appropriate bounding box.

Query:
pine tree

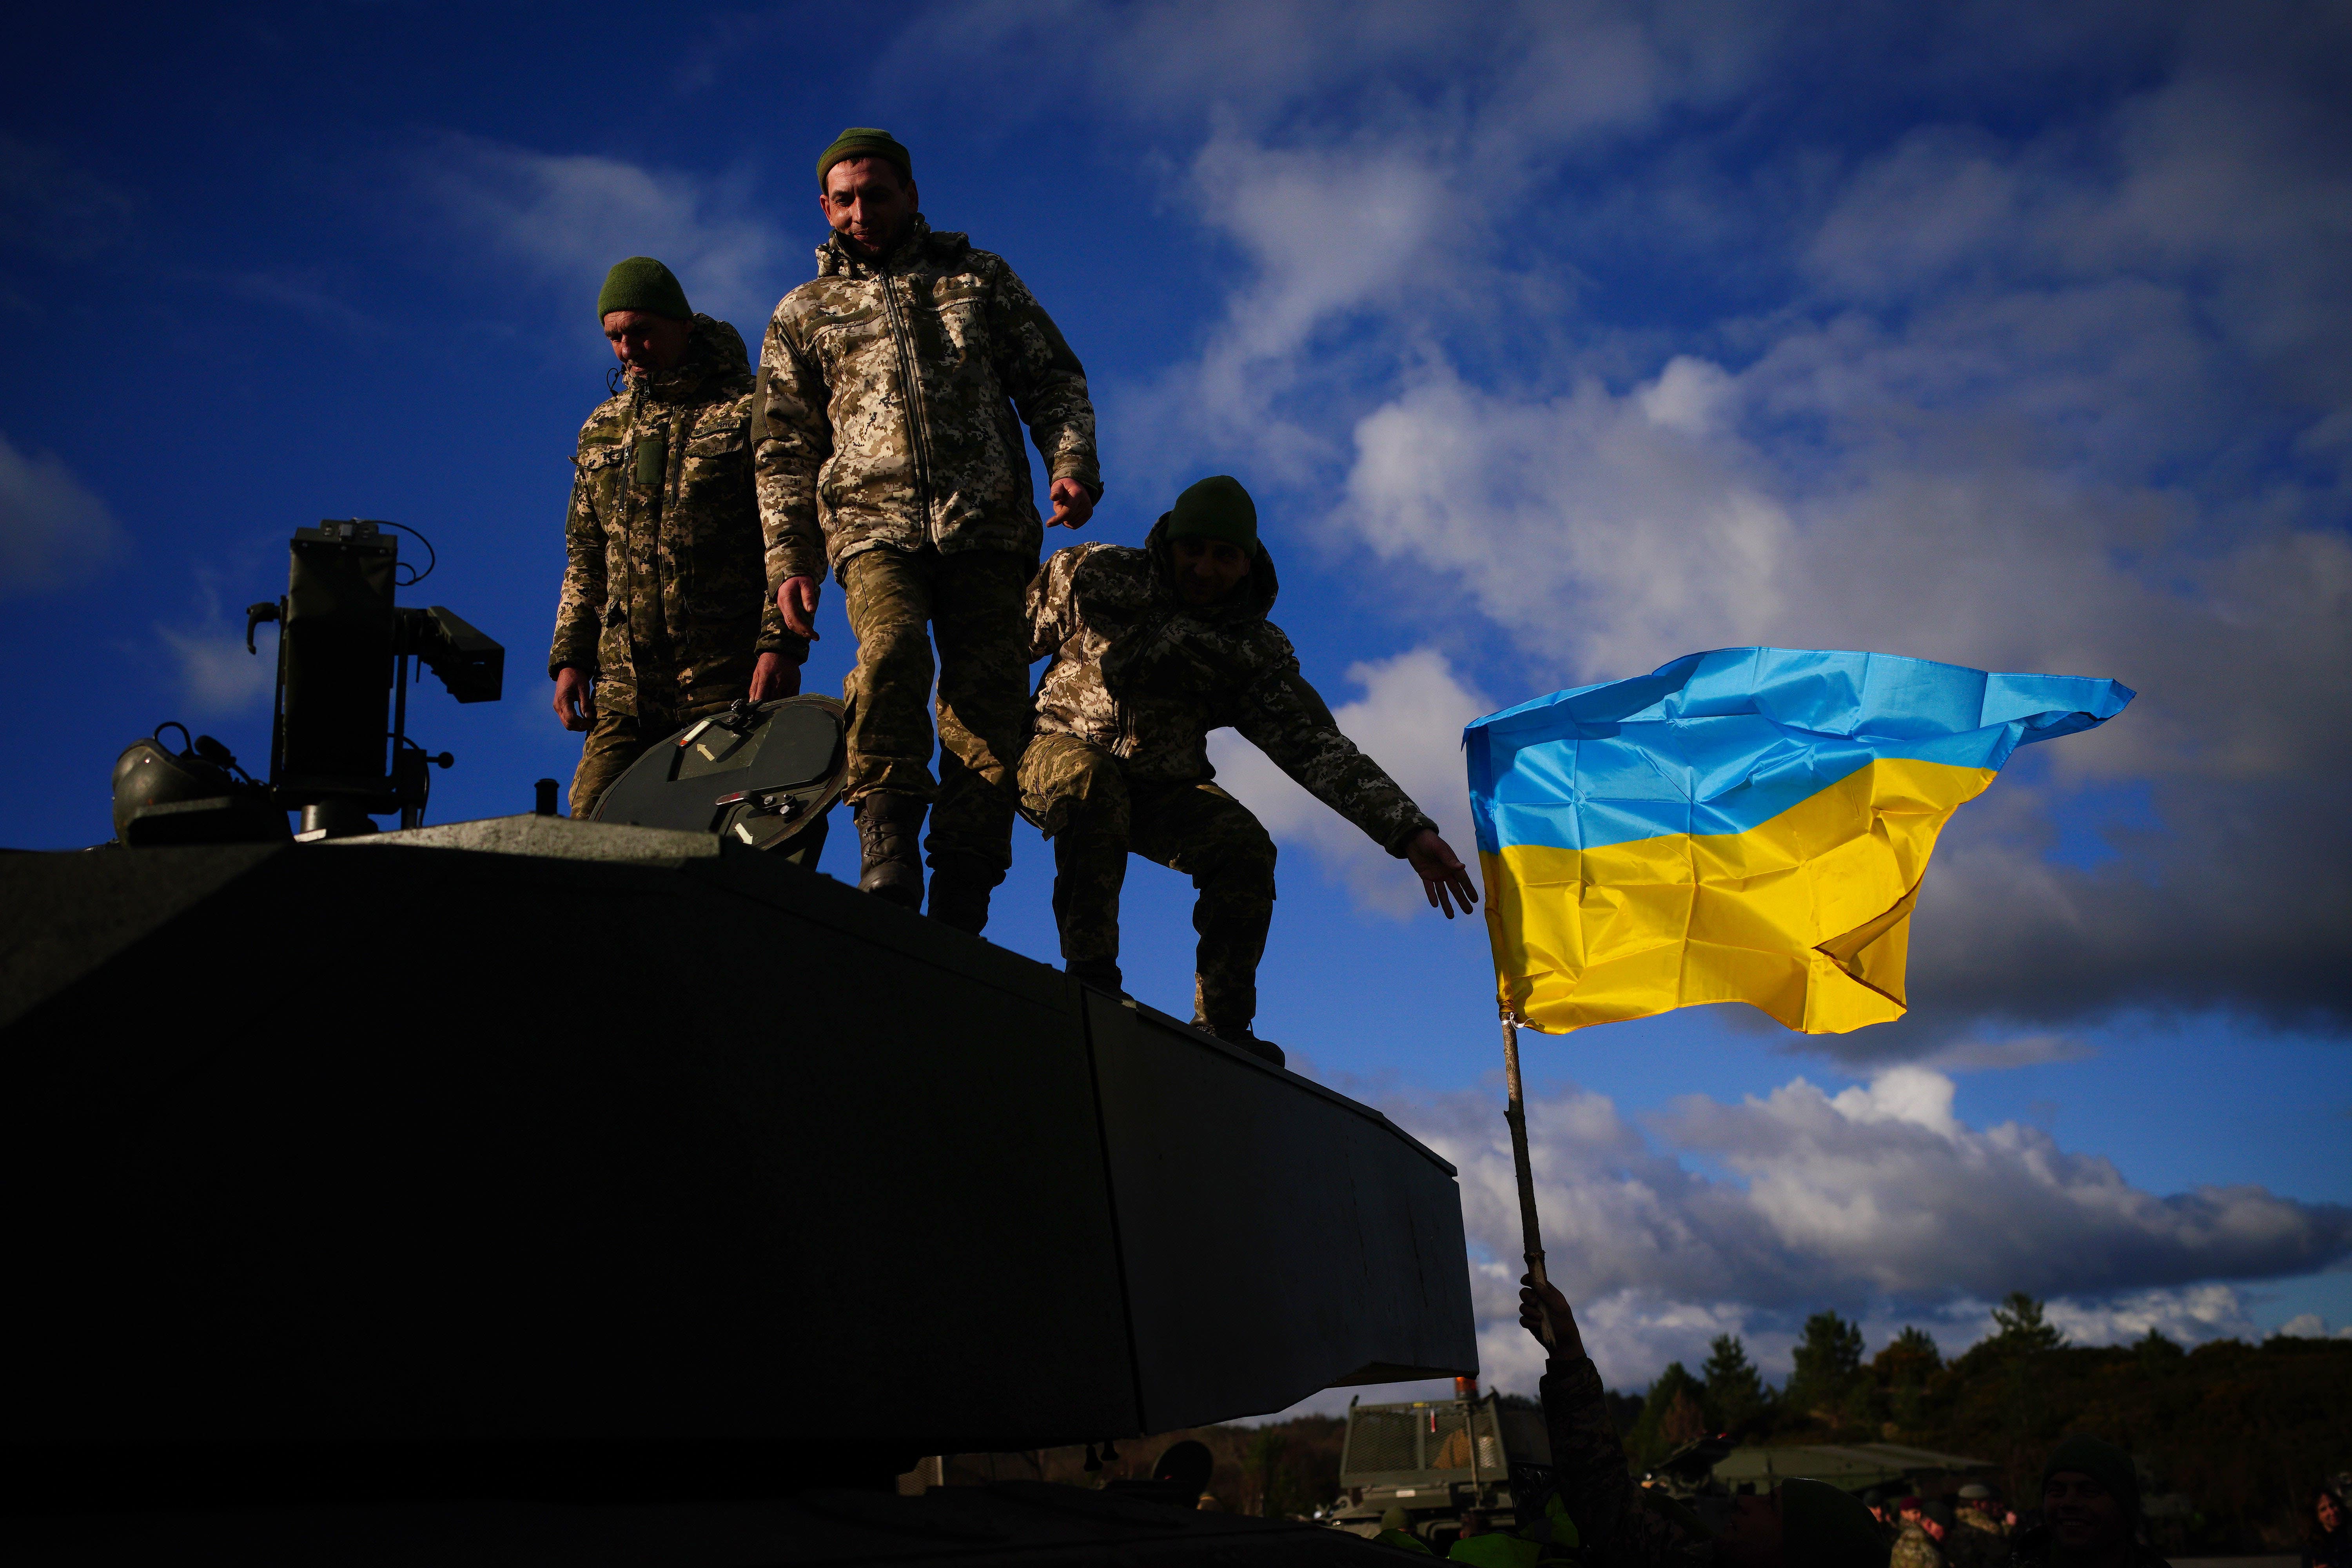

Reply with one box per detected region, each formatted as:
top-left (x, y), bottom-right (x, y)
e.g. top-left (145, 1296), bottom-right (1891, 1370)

top-left (1629, 1361), bottom-right (1705, 1466)
top-left (1873, 1326), bottom-right (1942, 1432)
top-left (1989, 1291), bottom-right (2066, 1355)
top-left (1884, 1326), bottom-right (1943, 1371)
top-left (1662, 1387), bottom-right (1709, 1446)
top-left (1787, 1310), bottom-right (1866, 1425)
top-left (1700, 1334), bottom-right (1767, 1431)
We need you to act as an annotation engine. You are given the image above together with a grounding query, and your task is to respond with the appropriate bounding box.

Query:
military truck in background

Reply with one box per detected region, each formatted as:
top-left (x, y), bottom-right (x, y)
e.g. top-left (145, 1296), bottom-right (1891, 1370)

top-left (1324, 1378), bottom-right (1552, 1553)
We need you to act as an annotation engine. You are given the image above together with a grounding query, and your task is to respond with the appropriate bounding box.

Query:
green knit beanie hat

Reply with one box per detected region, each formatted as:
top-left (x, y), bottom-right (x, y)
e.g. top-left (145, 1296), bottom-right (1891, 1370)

top-left (597, 257), bottom-right (691, 323)
top-left (1777, 1479), bottom-right (1888, 1568)
top-left (1163, 474), bottom-right (1259, 556)
top-left (2042, 1434), bottom-right (2140, 1523)
top-left (818, 127), bottom-right (913, 187)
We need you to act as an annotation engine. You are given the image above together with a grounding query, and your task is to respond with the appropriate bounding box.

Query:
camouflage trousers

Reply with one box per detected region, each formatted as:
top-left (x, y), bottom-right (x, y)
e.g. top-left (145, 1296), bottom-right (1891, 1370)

top-left (1018, 733), bottom-right (1278, 1031)
top-left (567, 697), bottom-right (735, 819)
top-left (840, 545), bottom-right (1030, 877)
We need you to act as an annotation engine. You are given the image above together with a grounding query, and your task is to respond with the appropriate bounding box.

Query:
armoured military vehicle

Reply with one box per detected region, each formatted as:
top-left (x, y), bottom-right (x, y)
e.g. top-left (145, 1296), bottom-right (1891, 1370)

top-left (5, 520), bottom-right (1479, 1563)
top-left (1708, 1440), bottom-right (1994, 1497)
top-left (1325, 1379), bottom-right (1554, 1552)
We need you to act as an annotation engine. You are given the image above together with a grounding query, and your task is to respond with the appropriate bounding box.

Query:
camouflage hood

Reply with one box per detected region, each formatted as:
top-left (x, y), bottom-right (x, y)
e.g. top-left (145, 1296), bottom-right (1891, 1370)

top-left (1095, 514), bottom-right (1281, 700)
top-left (638, 313), bottom-right (751, 403)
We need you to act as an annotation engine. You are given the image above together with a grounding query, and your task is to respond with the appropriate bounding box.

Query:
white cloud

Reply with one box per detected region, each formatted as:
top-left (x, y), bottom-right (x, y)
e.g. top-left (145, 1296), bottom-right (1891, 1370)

top-left (2274, 1312), bottom-right (2352, 1341)
top-left (1377, 1064), bottom-right (2352, 1388)
top-left (414, 135), bottom-right (793, 328)
top-left (1206, 647), bottom-right (1488, 913)
top-left (1148, 135), bottom-right (1457, 478)
top-left (1060, 0), bottom-right (1780, 488)
top-left (156, 575), bottom-right (276, 715)
top-left (0, 431), bottom-right (121, 597)
top-left (1341, 369), bottom-right (1797, 673)
top-left (907, 0), bottom-right (1762, 139)
top-left (2040, 1284), bottom-right (2256, 1347)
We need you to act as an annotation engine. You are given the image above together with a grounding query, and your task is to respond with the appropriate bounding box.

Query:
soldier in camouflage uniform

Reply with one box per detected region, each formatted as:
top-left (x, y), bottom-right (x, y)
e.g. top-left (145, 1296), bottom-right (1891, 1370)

top-left (1019, 475), bottom-right (1479, 1065)
top-left (550, 257), bottom-right (803, 817)
top-left (1942, 1485), bottom-right (2009, 1568)
top-left (1516, 1275), bottom-right (1889, 1568)
top-left (1892, 1501), bottom-right (1948, 1568)
top-left (755, 128), bottom-right (1099, 929)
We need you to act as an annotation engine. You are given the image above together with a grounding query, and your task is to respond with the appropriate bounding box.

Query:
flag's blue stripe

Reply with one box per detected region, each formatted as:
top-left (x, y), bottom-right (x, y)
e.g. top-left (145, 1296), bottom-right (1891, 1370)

top-left (1464, 648), bottom-right (2133, 856)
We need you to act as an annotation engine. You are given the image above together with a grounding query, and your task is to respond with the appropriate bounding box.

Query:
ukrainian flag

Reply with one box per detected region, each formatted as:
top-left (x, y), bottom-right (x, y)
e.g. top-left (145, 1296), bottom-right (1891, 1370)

top-left (1465, 649), bottom-right (2132, 1036)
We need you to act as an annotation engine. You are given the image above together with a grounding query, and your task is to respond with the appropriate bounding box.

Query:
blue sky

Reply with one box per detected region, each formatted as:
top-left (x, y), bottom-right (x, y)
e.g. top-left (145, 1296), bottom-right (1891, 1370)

top-left (4, 1), bottom-right (2347, 1407)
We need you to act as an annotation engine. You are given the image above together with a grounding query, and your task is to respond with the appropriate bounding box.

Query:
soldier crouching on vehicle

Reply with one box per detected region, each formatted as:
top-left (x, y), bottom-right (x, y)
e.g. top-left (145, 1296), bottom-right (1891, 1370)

top-left (1019, 474), bottom-right (1479, 1066)
top-left (550, 256), bottom-right (805, 817)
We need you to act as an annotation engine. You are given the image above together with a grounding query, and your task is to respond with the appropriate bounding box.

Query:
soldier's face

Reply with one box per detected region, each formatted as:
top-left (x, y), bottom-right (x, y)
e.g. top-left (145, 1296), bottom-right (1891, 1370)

top-left (822, 160), bottom-right (918, 255)
top-left (1171, 537), bottom-right (1253, 606)
top-left (603, 311), bottom-right (692, 379)
top-left (2042, 1472), bottom-right (2125, 1554)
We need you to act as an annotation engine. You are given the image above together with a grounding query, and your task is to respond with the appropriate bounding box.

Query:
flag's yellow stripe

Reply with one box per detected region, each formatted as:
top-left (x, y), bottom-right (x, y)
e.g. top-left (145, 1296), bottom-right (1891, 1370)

top-left (1479, 757), bottom-right (1998, 1035)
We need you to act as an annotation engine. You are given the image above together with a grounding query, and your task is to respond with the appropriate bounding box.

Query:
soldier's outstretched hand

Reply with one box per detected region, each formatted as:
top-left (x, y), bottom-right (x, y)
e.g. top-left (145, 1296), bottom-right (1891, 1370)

top-left (1404, 828), bottom-right (1480, 918)
top-left (1046, 476), bottom-right (1096, 529)
top-left (1519, 1274), bottom-right (1585, 1360)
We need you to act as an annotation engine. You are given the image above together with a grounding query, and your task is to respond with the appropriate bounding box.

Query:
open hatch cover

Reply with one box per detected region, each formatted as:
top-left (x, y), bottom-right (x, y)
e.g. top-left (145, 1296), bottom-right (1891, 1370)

top-left (590, 695), bottom-right (845, 860)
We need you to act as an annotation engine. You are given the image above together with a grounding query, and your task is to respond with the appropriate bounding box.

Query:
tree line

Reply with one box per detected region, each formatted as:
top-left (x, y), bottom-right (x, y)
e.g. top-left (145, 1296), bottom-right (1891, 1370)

top-left (1619, 1291), bottom-right (2350, 1553)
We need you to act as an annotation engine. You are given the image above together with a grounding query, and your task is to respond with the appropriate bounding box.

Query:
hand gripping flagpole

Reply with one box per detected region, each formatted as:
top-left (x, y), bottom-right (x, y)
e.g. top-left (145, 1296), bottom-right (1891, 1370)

top-left (1500, 1011), bottom-right (1556, 1350)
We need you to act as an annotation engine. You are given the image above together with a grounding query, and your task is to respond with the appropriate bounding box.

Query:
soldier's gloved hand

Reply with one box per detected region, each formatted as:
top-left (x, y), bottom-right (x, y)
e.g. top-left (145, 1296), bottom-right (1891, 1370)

top-left (1404, 828), bottom-right (1480, 918)
top-left (553, 666), bottom-right (595, 732)
top-left (777, 576), bottom-right (823, 639)
top-left (750, 651), bottom-right (802, 702)
top-left (1046, 476), bottom-right (1096, 530)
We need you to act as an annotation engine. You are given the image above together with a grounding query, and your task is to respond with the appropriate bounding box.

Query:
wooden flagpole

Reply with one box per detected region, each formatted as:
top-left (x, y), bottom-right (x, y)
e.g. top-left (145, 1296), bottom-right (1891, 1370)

top-left (1499, 1013), bottom-right (1555, 1349)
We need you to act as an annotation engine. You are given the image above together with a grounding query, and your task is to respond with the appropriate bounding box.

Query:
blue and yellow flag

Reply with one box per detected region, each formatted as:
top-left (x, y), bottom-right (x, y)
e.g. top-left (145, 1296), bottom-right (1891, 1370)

top-left (1465, 648), bottom-right (2131, 1036)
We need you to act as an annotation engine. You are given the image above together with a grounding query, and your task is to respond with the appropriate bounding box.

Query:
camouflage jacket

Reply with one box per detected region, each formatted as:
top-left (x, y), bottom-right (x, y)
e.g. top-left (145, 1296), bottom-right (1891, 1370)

top-left (549, 314), bottom-right (800, 717)
top-left (753, 216), bottom-right (1100, 587)
top-left (1537, 1354), bottom-right (1711, 1567)
top-left (1943, 1512), bottom-right (2009, 1568)
top-left (1893, 1521), bottom-right (1948, 1568)
top-left (1025, 517), bottom-right (1437, 854)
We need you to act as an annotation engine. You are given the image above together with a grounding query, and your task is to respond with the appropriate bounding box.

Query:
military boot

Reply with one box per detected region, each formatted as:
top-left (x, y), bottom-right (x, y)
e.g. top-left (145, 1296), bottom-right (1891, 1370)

top-left (926, 850), bottom-right (1002, 936)
top-left (854, 791), bottom-right (926, 909)
top-left (1066, 957), bottom-right (1125, 996)
top-left (1204, 1022), bottom-right (1285, 1069)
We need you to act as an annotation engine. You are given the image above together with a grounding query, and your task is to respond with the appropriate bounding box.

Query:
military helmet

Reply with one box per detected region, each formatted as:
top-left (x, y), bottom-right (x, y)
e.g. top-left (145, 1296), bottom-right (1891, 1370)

top-left (111, 729), bottom-right (236, 843)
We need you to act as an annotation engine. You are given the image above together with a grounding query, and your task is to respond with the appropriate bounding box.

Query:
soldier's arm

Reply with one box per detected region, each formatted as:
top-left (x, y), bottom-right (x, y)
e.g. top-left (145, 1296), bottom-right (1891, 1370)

top-left (744, 416), bottom-right (809, 665)
top-left (751, 305), bottom-right (833, 594)
top-left (1229, 640), bottom-right (1437, 855)
top-left (549, 460), bottom-right (604, 679)
top-left (1523, 1279), bottom-right (1713, 1568)
top-left (1025, 543), bottom-right (1090, 663)
top-left (985, 259), bottom-right (1102, 503)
